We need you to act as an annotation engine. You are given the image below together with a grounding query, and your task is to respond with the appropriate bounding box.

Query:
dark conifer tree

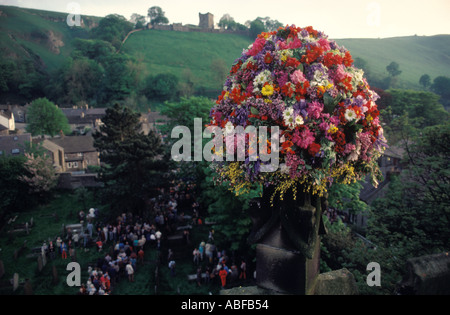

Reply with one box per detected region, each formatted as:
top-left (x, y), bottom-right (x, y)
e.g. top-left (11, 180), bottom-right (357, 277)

top-left (93, 104), bottom-right (170, 216)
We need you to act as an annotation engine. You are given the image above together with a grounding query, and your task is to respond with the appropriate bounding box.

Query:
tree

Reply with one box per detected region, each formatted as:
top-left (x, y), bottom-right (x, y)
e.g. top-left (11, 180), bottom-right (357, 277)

top-left (386, 61), bottom-right (402, 77)
top-left (100, 54), bottom-right (135, 105)
top-left (143, 73), bottom-right (179, 102)
top-left (93, 104), bottom-right (170, 215)
top-left (130, 13), bottom-right (146, 29)
top-left (419, 74), bottom-right (431, 90)
top-left (26, 98), bottom-right (71, 137)
top-left (148, 6), bottom-right (169, 26)
top-left (0, 155), bottom-right (32, 216)
top-left (218, 14), bottom-right (234, 28)
top-left (382, 89), bottom-right (448, 130)
top-left (249, 17), bottom-right (283, 37)
top-left (19, 152), bottom-right (58, 198)
top-left (431, 75), bottom-right (450, 108)
top-left (93, 14), bottom-right (134, 50)
top-left (249, 19), bottom-right (266, 38)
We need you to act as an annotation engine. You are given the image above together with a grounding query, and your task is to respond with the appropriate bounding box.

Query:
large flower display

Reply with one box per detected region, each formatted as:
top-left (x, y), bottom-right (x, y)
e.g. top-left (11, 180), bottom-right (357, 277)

top-left (207, 25), bottom-right (387, 202)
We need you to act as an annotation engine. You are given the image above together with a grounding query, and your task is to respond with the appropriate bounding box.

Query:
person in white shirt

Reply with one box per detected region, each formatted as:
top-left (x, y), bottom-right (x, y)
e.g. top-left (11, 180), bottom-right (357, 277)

top-left (126, 262), bottom-right (134, 282)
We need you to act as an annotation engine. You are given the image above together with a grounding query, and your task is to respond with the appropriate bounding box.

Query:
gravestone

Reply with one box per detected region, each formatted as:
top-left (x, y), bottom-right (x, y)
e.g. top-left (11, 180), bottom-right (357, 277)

top-left (23, 279), bottom-right (33, 295)
top-left (41, 250), bottom-right (47, 267)
top-left (12, 273), bottom-right (19, 291)
top-left (397, 252), bottom-right (450, 295)
top-left (37, 255), bottom-right (43, 272)
top-left (313, 268), bottom-right (359, 295)
top-left (52, 265), bottom-right (58, 284)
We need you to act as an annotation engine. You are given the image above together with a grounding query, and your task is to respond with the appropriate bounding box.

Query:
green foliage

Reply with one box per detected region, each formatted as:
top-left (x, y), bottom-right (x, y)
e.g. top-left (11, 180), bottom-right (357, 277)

top-left (72, 38), bottom-right (116, 61)
top-left (160, 96), bottom-right (214, 136)
top-left (327, 181), bottom-right (369, 214)
top-left (143, 73), bottom-right (179, 102)
top-left (431, 75), bottom-right (450, 108)
top-left (147, 6), bottom-right (169, 25)
top-left (100, 54), bottom-right (135, 104)
top-left (419, 74), bottom-right (431, 90)
top-left (249, 19), bottom-right (265, 39)
top-left (199, 164), bottom-right (259, 252)
top-left (0, 155), bottom-right (32, 215)
top-left (92, 14), bottom-right (133, 50)
top-left (93, 104), bottom-right (170, 216)
top-left (47, 56), bottom-right (104, 105)
top-left (386, 61), bottom-right (402, 77)
top-left (381, 89), bottom-right (449, 133)
top-left (26, 98), bottom-right (71, 137)
top-left (19, 153), bottom-right (58, 197)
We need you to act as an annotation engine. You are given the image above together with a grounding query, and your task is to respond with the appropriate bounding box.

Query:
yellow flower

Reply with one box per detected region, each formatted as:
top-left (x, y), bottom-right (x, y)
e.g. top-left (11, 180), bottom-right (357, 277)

top-left (261, 84), bottom-right (274, 96)
top-left (329, 124), bottom-right (338, 134)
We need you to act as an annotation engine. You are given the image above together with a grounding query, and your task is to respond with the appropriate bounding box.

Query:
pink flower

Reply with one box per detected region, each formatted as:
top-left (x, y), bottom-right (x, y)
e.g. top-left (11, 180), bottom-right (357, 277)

top-left (247, 37), bottom-right (266, 56)
top-left (293, 127), bottom-right (315, 149)
top-left (318, 38), bottom-right (331, 51)
top-left (288, 37), bottom-right (303, 49)
top-left (307, 101), bottom-right (324, 119)
top-left (291, 69), bottom-right (307, 85)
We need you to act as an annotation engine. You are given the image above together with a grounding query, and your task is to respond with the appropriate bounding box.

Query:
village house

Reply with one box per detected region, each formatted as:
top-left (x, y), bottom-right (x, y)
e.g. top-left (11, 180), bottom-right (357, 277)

top-left (0, 104), bottom-right (26, 123)
top-left (0, 108), bottom-right (15, 134)
top-left (60, 105), bottom-right (106, 135)
top-left (42, 135), bottom-right (100, 173)
top-left (0, 133), bottom-right (32, 157)
top-left (139, 110), bottom-right (171, 135)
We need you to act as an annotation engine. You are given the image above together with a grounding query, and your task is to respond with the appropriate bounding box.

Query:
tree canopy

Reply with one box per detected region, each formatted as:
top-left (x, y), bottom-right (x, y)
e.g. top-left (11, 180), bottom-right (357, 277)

top-left (148, 6), bottom-right (169, 25)
top-left (93, 104), bottom-right (170, 215)
top-left (26, 98), bottom-right (71, 137)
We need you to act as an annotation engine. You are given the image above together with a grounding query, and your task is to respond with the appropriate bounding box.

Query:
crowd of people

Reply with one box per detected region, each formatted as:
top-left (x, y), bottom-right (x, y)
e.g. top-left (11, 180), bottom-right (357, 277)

top-left (39, 179), bottom-right (250, 295)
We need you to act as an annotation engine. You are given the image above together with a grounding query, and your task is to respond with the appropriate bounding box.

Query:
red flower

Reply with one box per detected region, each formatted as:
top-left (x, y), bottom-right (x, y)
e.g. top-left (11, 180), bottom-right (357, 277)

top-left (264, 52), bottom-right (273, 64)
top-left (308, 142), bottom-right (321, 157)
top-left (285, 57), bottom-right (301, 68)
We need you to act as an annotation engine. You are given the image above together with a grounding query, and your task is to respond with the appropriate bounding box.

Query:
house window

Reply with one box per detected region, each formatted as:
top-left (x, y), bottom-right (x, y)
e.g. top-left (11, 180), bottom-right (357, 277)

top-left (11, 148), bottom-right (20, 154)
top-left (77, 152), bottom-right (83, 157)
top-left (67, 162), bottom-right (79, 169)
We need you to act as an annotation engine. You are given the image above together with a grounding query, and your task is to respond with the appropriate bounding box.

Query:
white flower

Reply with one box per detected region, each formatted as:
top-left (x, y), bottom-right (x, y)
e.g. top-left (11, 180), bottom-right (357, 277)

top-left (279, 163), bottom-right (290, 174)
top-left (282, 107), bottom-right (294, 120)
top-left (253, 70), bottom-right (272, 87)
top-left (344, 108), bottom-right (358, 122)
top-left (294, 115), bottom-right (304, 126)
top-left (223, 121), bottom-right (234, 135)
top-left (282, 107), bottom-right (295, 128)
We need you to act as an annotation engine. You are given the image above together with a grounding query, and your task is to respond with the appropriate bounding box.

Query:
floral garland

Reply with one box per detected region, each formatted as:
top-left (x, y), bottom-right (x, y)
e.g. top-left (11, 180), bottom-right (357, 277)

top-left (207, 25), bottom-right (387, 202)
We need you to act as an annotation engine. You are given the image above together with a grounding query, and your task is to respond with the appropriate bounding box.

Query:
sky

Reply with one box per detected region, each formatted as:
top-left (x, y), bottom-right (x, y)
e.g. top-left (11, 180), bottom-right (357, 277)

top-left (1, 0), bottom-right (450, 38)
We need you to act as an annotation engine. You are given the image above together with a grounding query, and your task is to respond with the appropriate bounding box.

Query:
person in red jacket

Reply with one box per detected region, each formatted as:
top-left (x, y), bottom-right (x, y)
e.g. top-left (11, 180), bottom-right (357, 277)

top-left (219, 266), bottom-right (228, 288)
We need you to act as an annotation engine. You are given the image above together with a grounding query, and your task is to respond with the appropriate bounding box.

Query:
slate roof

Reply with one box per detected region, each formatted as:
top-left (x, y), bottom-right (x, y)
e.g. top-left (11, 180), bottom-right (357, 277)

top-left (48, 135), bottom-right (96, 154)
top-left (0, 133), bottom-right (32, 156)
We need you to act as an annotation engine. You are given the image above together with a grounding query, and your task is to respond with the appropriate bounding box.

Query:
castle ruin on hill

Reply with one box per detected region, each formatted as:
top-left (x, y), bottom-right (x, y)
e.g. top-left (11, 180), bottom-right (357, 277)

top-left (147, 12), bottom-right (249, 36)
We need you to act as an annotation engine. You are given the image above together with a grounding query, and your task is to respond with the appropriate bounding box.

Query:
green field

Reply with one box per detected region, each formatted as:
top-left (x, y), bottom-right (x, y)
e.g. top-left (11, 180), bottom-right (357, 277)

top-left (336, 35), bottom-right (450, 89)
top-left (122, 29), bottom-right (253, 91)
top-left (1, 5), bottom-right (450, 91)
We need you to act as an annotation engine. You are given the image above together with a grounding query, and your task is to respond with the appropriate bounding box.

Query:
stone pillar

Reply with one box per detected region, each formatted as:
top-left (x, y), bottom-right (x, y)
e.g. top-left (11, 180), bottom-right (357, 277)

top-left (249, 185), bottom-right (326, 295)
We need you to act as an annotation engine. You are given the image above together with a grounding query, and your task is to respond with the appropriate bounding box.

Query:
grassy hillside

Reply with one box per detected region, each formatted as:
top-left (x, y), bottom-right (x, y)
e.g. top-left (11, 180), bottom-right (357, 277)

top-left (1, 5), bottom-right (450, 93)
top-left (335, 35), bottom-right (450, 89)
top-left (0, 5), bottom-right (99, 71)
top-left (121, 29), bottom-right (253, 91)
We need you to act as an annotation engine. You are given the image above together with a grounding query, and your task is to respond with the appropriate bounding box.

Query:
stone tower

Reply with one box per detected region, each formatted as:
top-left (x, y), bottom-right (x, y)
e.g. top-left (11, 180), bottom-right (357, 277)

top-left (199, 12), bottom-right (214, 29)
